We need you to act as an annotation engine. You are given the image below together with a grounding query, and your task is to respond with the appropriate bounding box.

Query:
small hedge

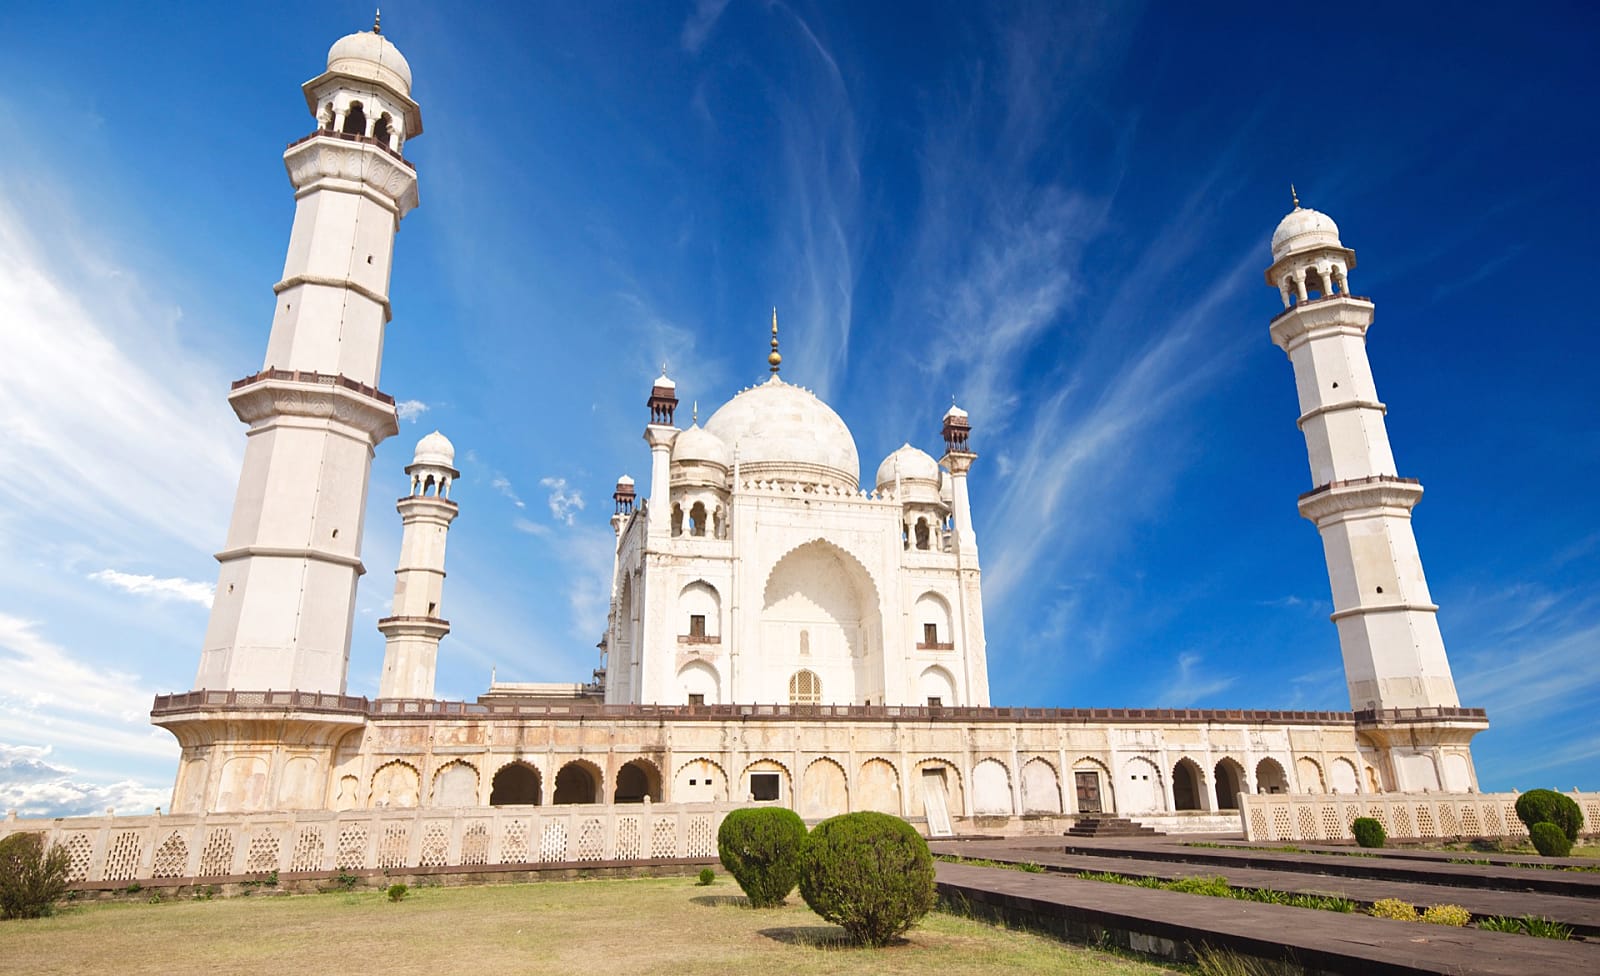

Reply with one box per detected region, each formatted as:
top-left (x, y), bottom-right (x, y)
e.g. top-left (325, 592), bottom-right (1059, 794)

top-left (797, 811), bottom-right (936, 946)
top-left (717, 807), bottom-right (806, 907)
top-left (1369, 898), bottom-right (1418, 921)
top-left (1351, 817), bottom-right (1386, 849)
top-left (1530, 822), bottom-right (1573, 858)
top-left (1515, 790), bottom-right (1584, 843)
top-left (1421, 904), bottom-right (1470, 927)
top-left (0, 833), bottom-right (71, 920)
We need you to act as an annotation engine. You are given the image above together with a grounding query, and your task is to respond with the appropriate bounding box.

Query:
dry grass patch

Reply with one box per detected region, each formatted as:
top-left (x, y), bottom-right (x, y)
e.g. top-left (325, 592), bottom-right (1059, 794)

top-left (0, 876), bottom-right (1174, 976)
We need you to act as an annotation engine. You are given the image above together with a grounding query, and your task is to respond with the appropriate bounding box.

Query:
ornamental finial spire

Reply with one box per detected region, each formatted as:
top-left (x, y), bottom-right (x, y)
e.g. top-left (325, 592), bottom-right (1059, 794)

top-left (373, 8), bottom-right (382, 34)
top-left (768, 307), bottom-right (782, 375)
top-left (1290, 183), bottom-right (1300, 209)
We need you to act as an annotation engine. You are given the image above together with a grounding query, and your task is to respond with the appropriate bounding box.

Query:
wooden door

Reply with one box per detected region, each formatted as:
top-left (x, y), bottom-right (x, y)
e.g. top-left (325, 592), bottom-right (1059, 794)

top-left (1074, 771), bottom-right (1102, 813)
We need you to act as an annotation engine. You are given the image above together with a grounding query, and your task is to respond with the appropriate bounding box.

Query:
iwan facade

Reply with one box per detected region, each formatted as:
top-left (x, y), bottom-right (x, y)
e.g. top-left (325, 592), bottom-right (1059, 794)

top-left (150, 25), bottom-right (1486, 833)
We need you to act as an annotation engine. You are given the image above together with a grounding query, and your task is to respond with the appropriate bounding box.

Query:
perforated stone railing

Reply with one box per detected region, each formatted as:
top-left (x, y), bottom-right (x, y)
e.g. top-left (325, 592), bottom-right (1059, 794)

top-left (0, 802), bottom-right (733, 885)
top-left (1238, 790), bottom-right (1598, 843)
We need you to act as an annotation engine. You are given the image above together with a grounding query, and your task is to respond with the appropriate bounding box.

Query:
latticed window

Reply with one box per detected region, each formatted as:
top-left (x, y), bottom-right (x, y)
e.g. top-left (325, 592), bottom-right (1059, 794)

top-left (788, 669), bottom-right (821, 705)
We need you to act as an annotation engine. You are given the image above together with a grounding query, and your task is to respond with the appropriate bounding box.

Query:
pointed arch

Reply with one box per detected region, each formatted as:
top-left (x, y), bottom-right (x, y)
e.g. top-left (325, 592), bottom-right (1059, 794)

top-left (489, 761), bottom-right (541, 806)
top-left (614, 757), bottom-right (663, 803)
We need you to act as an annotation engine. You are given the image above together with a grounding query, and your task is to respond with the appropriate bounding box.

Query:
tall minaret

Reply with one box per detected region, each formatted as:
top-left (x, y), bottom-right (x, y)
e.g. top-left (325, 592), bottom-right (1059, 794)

top-left (644, 371), bottom-right (679, 545)
top-left (940, 403), bottom-right (990, 706)
top-left (377, 432), bottom-right (459, 699)
top-left (193, 23), bottom-right (421, 694)
top-left (1266, 195), bottom-right (1483, 791)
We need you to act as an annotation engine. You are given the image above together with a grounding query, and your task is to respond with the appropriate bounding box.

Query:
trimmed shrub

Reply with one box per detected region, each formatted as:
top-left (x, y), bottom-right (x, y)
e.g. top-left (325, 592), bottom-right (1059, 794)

top-left (386, 883), bottom-right (408, 902)
top-left (1515, 790), bottom-right (1584, 842)
top-left (0, 832), bottom-right (71, 920)
top-left (1530, 822), bottom-right (1573, 858)
top-left (1167, 875), bottom-right (1233, 898)
top-left (716, 807), bottom-right (806, 907)
top-left (1369, 898), bottom-right (1419, 922)
top-left (1351, 817), bottom-right (1386, 849)
top-left (1421, 904), bottom-right (1470, 927)
top-left (797, 811), bottom-right (936, 946)
top-left (696, 867), bottom-right (716, 886)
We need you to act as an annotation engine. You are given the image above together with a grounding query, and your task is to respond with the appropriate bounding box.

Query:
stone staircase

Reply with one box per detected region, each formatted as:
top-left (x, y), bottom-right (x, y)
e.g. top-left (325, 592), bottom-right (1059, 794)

top-left (1065, 815), bottom-right (1163, 838)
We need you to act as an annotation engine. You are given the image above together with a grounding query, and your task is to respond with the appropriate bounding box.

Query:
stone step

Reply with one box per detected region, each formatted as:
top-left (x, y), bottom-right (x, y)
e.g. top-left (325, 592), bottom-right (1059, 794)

top-left (1066, 816), bottom-right (1163, 837)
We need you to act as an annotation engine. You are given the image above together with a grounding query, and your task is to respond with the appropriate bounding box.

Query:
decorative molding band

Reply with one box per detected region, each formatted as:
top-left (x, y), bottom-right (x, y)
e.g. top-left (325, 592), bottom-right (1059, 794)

top-left (1298, 479), bottom-right (1423, 523)
top-left (377, 615), bottom-right (451, 639)
top-left (1328, 600), bottom-right (1440, 622)
top-left (1269, 297), bottom-right (1376, 353)
top-left (273, 273), bottom-right (392, 324)
top-left (1297, 398), bottom-right (1387, 429)
top-left (284, 137), bottom-right (419, 217)
top-left (214, 544), bottom-right (367, 574)
top-left (229, 376), bottom-right (400, 444)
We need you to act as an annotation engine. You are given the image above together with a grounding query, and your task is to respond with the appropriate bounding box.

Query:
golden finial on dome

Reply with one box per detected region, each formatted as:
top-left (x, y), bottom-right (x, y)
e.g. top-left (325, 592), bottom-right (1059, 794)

top-left (768, 306), bottom-right (782, 374)
top-left (693, 400), bottom-right (699, 424)
top-left (1290, 183), bottom-right (1300, 209)
top-left (373, 8), bottom-right (382, 34)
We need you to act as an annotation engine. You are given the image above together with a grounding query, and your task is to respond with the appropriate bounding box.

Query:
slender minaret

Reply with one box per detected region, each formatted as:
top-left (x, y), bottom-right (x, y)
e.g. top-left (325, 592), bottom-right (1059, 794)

top-left (643, 371), bottom-right (679, 544)
top-left (1266, 195), bottom-right (1483, 790)
top-left (193, 23), bottom-right (421, 694)
top-left (377, 432), bottom-right (459, 699)
top-left (940, 403), bottom-right (990, 706)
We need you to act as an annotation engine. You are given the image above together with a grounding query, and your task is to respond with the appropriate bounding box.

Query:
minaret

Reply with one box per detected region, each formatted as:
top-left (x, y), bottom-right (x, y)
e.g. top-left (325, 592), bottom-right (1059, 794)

top-left (644, 370), bottom-right (679, 544)
top-left (1266, 194), bottom-right (1483, 790)
top-left (940, 402), bottom-right (990, 706)
top-left (193, 23), bottom-right (421, 694)
top-left (377, 431), bottom-right (459, 699)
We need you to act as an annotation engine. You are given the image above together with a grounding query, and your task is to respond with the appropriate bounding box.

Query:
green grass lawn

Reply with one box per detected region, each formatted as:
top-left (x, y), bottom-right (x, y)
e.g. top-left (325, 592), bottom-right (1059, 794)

top-left (0, 876), bottom-right (1175, 976)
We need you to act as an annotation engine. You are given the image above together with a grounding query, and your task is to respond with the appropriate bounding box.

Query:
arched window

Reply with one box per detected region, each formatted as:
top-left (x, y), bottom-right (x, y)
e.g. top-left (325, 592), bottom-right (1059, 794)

top-left (342, 101), bottom-right (367, 136)
top-left (670, 503), bottom-right (683, 537)
top-left (372, 112), bottom-right (392, 145)
top-left (788, 669), bottom-right (821, 705)
top-left (322, 102), bottom-right (336, 132)
top-left (689, 501), bottom-right (707, 536)
top-left (915, 517), bottom-right (930, 550)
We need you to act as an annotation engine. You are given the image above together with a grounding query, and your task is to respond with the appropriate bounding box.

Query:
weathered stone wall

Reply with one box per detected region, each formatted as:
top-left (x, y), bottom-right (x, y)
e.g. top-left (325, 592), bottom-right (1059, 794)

top-left (1237, 790), bottom-right (1599, 842)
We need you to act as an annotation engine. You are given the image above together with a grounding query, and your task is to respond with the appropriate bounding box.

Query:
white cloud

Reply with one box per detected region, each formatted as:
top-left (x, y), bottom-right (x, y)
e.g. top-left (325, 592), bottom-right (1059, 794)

top-left (540, 477), bottom-right (586, 526)
top-left (0, 744), bottom-right (167, 818)
top-left (512, 516), bottom-right (550, 538)
top-left (680, 0), bottom-right (733, 54)
top-left (490, 474), bottom-right (525, 508)
top-left (1157, 652), bottom-right (1238, 706)
top-left (395, 398), bottom-right (430, 422)
top-left (89, 569), bottom-right (214, 609)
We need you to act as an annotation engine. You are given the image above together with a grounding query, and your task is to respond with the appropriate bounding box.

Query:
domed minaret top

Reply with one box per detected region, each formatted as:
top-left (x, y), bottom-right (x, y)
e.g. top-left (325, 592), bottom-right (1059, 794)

top-left (413, 429), bottom-right (455, 467)
top-left (1264, 188), bottom-right (1357, 309)
top-left (406, 430), bottom-right (458, 499)
top-left (302, 15), bottom-right (423, 149)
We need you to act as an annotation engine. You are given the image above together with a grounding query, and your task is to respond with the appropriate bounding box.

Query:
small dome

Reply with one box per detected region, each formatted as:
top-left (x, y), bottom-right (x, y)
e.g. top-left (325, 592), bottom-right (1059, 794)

top-left (653, 372), bottom-right (676, 390)
top-left (704, 376), bottom-right (859, 489)
top-left (413, 429), bottom-right (454, 467)
top-left (1271, 206), bottom-right (1341, 261)
top-left (671, 424), bottom-right (731, 469)
top-left (327, 29), bottom-right (413, 95)
top-left (616, 474), bottom-right (635, 487)
top-left (944, 403), bottom-right (968, 421)
top-left (875, 443), bottom-right (940, 491)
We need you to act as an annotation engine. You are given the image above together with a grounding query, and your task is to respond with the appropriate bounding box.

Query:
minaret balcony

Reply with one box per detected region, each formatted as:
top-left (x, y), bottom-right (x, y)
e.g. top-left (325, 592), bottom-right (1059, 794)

top-left (229, 368), bottom-right (400, 445)
top-left (286, 129), bottom-right (416, 170)
top-left (283, 133), bottom-right (420, 217)
top-left (1269, 292), bottom-right (1372, 326)
top-left (1297, 474), bottom-right (1422, 523)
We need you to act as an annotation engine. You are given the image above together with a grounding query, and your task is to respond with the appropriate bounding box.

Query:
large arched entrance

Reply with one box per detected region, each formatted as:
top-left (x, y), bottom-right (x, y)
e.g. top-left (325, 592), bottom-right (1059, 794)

top-left (614, 759), bottom-right (662, 803)
top-left (553, 761), bottom-right (601, 805)
top-left (761, 540), bottom-right (883, 705)
top-left (1172, 758), bottom-right (1205, 811)
top-left (1214, 758), bottom-right (1246, 810)
top-left (489, 763), bottom-right (541, 805)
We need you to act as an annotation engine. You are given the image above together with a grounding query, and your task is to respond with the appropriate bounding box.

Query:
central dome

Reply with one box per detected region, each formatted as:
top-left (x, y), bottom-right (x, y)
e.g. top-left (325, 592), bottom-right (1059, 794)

top-left (1271, 206), bottom-right (1341, 261)
top-left (704, 376), bottom-right (859, 490)
top-left (327, 30), bottom-right (413, 95)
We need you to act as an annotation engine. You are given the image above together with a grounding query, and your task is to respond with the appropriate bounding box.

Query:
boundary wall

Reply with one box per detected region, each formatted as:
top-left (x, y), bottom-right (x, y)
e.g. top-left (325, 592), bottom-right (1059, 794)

top-left (1238, 790), bottom-right (1598, 843)
top-left (0, 802), bottom-right (731, 885)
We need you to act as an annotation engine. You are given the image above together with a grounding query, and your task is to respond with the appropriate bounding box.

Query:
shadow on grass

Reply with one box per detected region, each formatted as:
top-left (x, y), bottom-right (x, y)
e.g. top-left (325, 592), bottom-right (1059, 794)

top-left (689, 894), bottom-right (750, 908)
top-left (757, 924), bottom-right (859, 948)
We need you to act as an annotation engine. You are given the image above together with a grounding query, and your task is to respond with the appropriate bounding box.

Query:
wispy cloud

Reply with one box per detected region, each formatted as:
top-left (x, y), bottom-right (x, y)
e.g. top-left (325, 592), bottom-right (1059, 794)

top-left (540, 477), bottom-right (586, 526)
top-left (1157, 651), bottom-right (1238, 706)
top-left (88, 569), bottom-right (214, 609)
top-left (490, 474), bottom-right (525, 508)
top-left (681, 0), bottom-right (733, 54)
top-left (395, 398), bottom-right (430, 422)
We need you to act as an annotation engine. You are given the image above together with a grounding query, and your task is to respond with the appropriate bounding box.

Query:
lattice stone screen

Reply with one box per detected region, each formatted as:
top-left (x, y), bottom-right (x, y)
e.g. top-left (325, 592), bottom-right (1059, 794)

top-left (0, 803), bottom-right (739, 885)
top-left (1238, 791), bottom-right (1594, 842)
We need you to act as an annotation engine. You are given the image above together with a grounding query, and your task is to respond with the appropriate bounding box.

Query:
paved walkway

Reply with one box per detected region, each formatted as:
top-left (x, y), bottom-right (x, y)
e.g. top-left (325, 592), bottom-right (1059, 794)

top-left (935, 860), bottom-right (1600, 975)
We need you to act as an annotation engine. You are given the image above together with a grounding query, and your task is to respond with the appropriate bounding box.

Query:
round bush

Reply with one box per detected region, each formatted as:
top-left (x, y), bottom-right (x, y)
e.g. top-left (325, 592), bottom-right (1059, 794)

top-left (1530, 822), bottom-right (1573, 858)
top-left (1352, 817), bottom-right (1386, 849)
top-left (1421, 904), bottom-right (1470, 927)
top-left (716, 807), bottom-right (806, 907)
top-left (797, 811), bottom-right (935, 946)
top-left (1369, 897), bottom-right (1418, 922)
top-left (1514, 790), bottom-right (1584, 842)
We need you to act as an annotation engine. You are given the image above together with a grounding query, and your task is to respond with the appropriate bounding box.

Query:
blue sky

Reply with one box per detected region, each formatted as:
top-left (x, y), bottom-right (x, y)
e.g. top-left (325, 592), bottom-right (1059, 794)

top-left (0, 1), bottom-right (1595, 815)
